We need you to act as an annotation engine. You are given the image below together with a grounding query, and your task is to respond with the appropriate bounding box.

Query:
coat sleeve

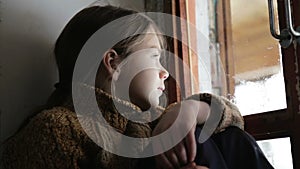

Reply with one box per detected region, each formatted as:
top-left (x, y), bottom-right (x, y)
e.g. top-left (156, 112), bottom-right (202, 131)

top-left (161, 93), bottom-right (244, 133)
top-left (185, 93), bottom-right (244, 133)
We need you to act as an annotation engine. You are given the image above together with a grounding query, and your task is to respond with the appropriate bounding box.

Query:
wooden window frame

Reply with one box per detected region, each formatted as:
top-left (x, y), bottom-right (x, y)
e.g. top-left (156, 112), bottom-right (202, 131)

top-left (164, 0), bottom-right (198, 103)
top-left (164, 0), bottom-right (300, 168)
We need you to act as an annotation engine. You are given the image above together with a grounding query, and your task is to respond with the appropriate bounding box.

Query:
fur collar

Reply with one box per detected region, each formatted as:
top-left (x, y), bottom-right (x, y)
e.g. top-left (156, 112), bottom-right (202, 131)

top-left (61, 83), bottom-right (164, 133)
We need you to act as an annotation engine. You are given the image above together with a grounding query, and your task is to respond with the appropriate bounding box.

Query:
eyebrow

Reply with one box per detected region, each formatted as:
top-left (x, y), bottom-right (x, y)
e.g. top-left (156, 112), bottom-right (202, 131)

top-left (149, 46), bottom-right (162, 50)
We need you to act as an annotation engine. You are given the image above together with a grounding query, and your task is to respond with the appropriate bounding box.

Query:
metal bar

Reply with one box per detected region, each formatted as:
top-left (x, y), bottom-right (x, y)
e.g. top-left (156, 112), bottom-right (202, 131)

top-left (267, 0), bottom-right (293, 48)
top-left (285, 0), bottom-right (300, 37)
top-left (268, 0), bottom-right (281, 39)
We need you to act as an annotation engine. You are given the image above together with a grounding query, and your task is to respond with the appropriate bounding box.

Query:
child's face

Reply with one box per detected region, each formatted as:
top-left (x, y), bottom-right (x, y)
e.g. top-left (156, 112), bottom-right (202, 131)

top-left (114, 33), bottom-right (169, 110)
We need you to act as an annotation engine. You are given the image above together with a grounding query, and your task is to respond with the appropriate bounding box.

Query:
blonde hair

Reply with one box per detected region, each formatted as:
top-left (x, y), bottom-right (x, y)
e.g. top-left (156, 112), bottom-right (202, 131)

top-left (50, 5), bottom-right (166, 107)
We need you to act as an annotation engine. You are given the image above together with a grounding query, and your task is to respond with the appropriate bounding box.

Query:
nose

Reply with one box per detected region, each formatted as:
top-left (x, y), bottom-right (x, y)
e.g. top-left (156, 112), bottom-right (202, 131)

top-left (159, 68), bottom-right (169, 80)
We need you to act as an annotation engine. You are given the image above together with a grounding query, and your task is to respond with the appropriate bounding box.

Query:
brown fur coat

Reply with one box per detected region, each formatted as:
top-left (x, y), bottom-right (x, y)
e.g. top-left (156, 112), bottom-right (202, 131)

top-left (1, 85), bottom-right (243, 169)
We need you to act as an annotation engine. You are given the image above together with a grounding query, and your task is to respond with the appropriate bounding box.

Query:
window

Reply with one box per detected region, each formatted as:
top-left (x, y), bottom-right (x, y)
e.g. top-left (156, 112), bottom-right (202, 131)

top-left (194, 0), bottom-right (287, 115)
top-left (162, 0), bottom-right (300, 168)
top-left (257, 137), bottom-right (293, 169)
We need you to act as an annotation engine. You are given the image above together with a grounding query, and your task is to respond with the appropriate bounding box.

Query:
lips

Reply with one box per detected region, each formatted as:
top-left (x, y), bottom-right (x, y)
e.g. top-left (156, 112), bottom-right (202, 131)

top-left (158, 87), bottom-right (165, 91)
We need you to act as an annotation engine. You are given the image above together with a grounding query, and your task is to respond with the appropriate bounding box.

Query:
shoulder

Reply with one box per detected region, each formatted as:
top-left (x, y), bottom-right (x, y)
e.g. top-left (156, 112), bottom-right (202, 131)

top-left (1, 107), bottom-right (89, 169)
top-left (33, 106), bottom-right (77, 123)
top-left (12, 106), bottom-right (88, 144)
top-left (30, 106), bottom-right (87, 140)
top-left (32, 107), bottom-right (78, 127)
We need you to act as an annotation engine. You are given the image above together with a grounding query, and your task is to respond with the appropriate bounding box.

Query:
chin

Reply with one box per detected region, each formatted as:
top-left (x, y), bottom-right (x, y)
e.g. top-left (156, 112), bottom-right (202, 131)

top-left (149, 98), bottom-right (160, 108)
top-left (138, 100), bottom-right (159, 111)
top-left (130, 92), bottom-right (160, 110)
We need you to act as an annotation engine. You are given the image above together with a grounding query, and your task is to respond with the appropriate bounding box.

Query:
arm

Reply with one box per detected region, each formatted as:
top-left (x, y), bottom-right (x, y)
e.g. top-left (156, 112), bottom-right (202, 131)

top-left (185, 93), bottom-right (244, 132)
top-left (152, 93), bottom-right (244, 169)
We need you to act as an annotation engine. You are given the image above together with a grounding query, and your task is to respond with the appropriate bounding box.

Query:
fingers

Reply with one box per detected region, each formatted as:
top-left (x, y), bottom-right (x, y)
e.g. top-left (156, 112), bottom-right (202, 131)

top-left (155, 154), bottom-right (174, 169)
top-left (180, 162), bottom-right (209, 169)
top-left (174, 142), bottom-right (187, 165)
top-left (165, 149), bottom-right (180, 169)
top-left (156, 140), bottom-right (191, 169)
top-left (155, 143), bottom-right (187, 169)
top-left (185, 127), bottom-right (197, 162)
top-left (195, 166), bottom-right (209, 169)
top-left (180, 162), bottom-right (196, 169)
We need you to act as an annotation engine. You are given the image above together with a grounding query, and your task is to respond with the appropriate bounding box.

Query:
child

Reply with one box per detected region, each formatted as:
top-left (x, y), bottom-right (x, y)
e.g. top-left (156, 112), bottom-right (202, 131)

top-left (1, 5), bottom-right (269, 169)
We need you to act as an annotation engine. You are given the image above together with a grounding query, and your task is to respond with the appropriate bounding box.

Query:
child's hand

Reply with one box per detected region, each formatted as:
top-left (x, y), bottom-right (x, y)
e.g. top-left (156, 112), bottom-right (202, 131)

top-left (181, 162), bottom-right (209, 169)
top-left (153, 100), bottom-right (208, 169)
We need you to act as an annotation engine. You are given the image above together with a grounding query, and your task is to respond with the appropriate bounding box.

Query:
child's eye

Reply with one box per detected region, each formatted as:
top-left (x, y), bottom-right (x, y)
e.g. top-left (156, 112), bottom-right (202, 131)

top-left (151, 54), bottom-right (160, 58)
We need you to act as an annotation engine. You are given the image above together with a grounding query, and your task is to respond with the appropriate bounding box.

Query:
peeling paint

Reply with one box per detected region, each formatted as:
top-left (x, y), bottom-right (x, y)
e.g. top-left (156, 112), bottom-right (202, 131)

top-left (294, 41), bottom-right (300, 114)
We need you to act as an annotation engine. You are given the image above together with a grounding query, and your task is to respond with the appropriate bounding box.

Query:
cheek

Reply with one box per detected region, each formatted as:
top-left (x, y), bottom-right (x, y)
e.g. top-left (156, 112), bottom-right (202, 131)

top-left (128, 73), bottom-right (151, 109)
top-left (128, 70), bottom-right (160, 107)
top-left (129, 71), bottom-right (153, 98)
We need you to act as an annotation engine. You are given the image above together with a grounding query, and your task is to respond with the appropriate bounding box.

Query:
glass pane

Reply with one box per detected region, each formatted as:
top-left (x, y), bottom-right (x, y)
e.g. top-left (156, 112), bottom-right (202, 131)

top-left (194, 0), bottom-right (287, 115)
top-left (257, 137), bottom-right (293, 169)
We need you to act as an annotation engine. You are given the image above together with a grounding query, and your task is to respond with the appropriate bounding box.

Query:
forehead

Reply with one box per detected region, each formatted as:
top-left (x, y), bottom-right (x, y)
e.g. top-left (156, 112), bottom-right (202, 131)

top-left (130, 33), bottom-right (162, 53)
